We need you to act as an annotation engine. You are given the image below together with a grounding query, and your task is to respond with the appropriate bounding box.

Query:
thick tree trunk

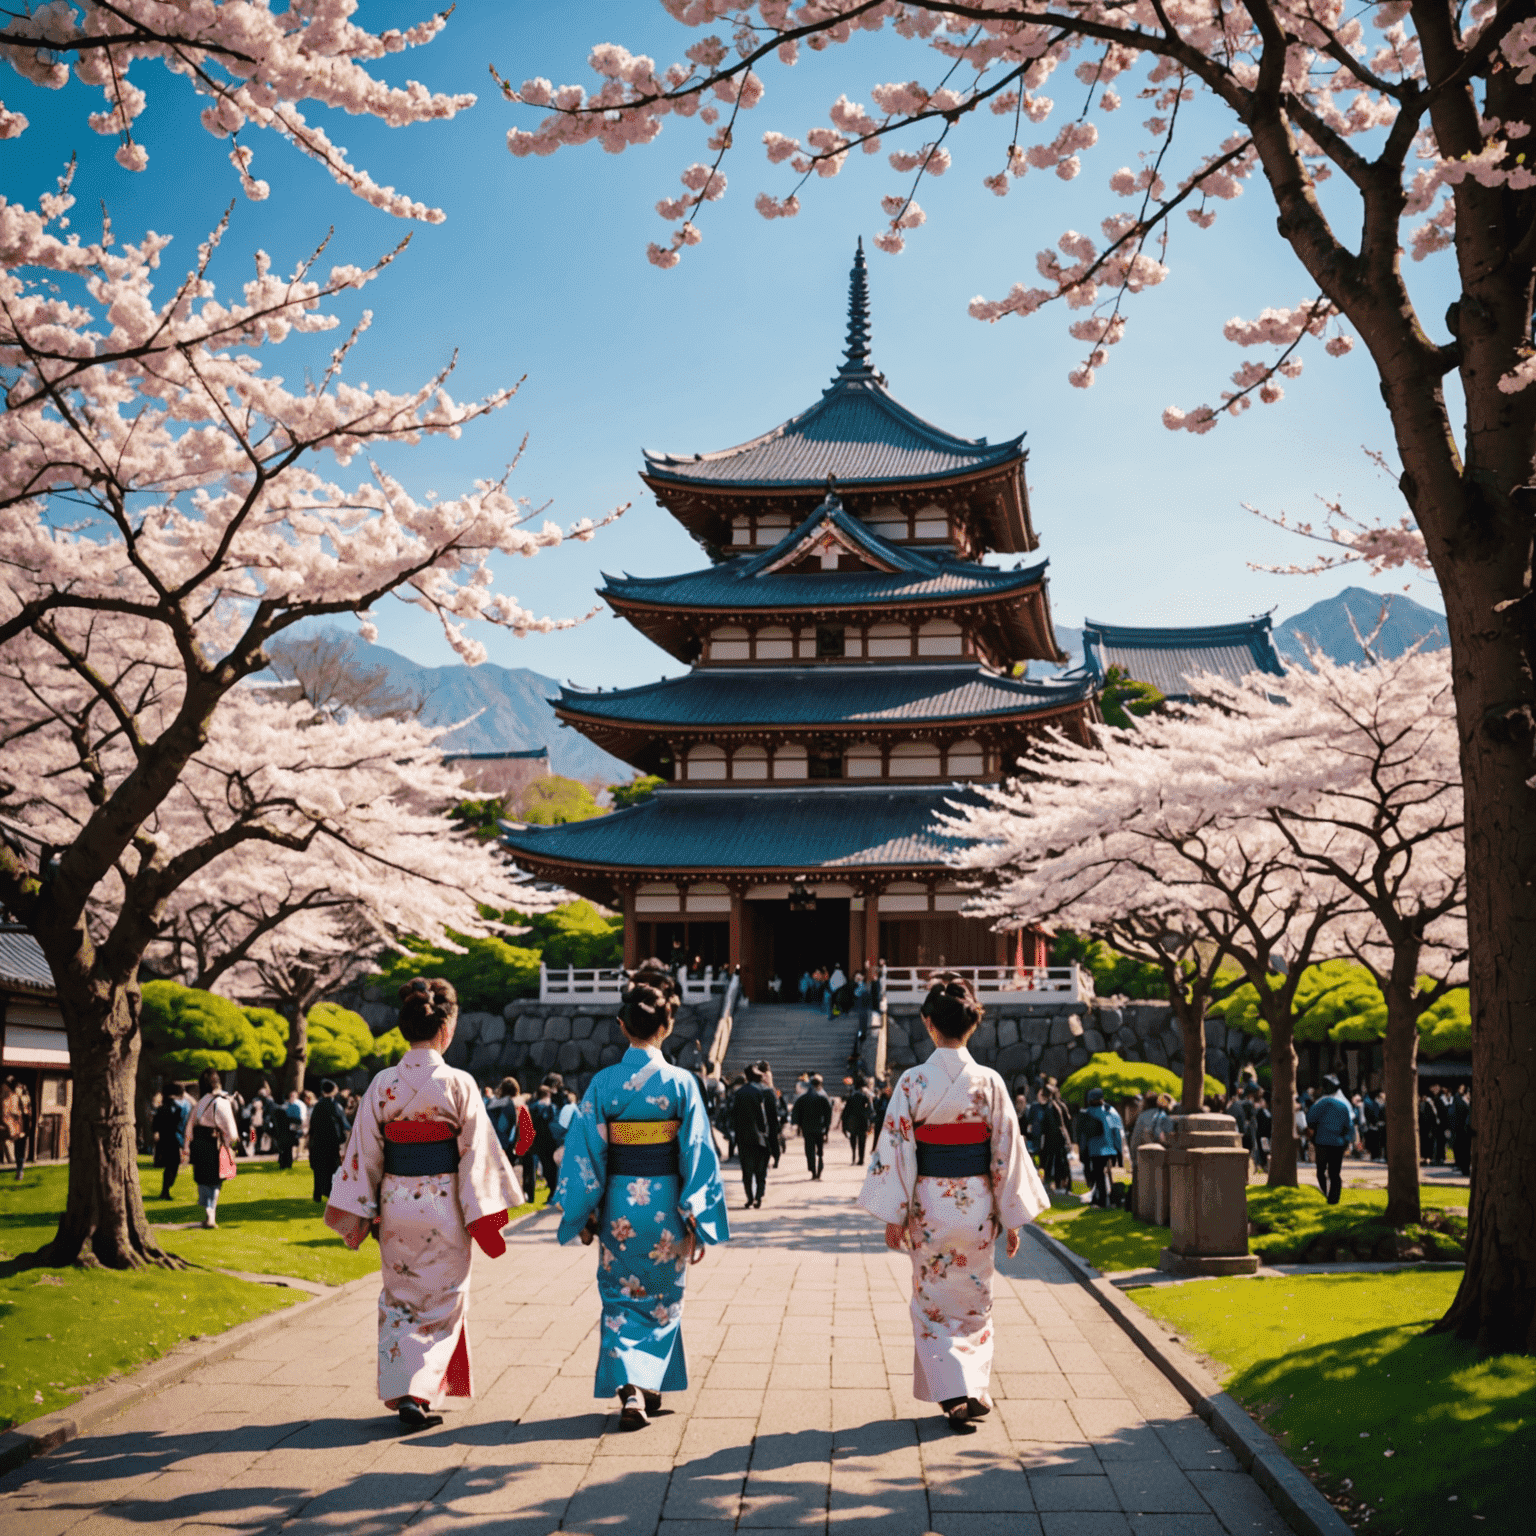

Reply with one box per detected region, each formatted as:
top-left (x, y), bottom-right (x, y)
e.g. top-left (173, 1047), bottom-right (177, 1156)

top-left (1381, 971), bottom-right (1422, 1228)
top-left (1432, 563), bottom-right (1536, 1352)
top-left (282, 1002), bottom-right (309, 1099)
top-left (43, 965), bottom-right (181, 1268)
top-left (1267, 1014), bottom-right (1299, 1188)
top-left (1174, 994), bottom-right (1206, 1112)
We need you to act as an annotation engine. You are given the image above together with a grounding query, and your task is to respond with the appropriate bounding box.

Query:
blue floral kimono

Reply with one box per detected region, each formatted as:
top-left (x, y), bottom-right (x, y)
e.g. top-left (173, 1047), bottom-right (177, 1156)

top-left (556, 1045), bottom-right (729, 1397)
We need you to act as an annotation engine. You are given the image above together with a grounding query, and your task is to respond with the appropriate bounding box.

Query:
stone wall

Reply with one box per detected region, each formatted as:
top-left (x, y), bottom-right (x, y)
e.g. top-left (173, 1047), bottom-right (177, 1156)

top-left (335, 987), bottom-right (724, 1097)
top-left (882, 998), bottom-right (1237, 1089)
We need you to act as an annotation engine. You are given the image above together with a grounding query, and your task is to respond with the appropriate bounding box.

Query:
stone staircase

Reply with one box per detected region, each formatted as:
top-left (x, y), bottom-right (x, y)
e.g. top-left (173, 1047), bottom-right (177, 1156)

top-left (720, 1003), bottom-right (864, 1087)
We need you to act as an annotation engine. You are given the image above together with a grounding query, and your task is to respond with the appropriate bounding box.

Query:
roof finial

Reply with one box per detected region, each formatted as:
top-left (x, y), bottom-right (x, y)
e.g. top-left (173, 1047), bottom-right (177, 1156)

top-left (838, 238), bottom-right (874, 378)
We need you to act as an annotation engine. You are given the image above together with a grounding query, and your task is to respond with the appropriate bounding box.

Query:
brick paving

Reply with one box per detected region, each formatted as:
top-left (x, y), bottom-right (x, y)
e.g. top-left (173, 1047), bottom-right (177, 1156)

top-left (0, 1146), bottom-right (1290, 1536)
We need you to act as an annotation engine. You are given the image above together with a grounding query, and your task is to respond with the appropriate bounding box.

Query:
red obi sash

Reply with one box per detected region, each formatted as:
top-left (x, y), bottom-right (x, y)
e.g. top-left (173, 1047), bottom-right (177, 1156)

top-left (384, 1120), bottom-right (455, 1142)
top-left (914, 1123), bottom-right (989, 1145)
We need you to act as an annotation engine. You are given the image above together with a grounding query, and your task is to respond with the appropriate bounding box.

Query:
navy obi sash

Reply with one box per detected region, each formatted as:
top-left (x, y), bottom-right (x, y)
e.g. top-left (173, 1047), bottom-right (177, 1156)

top-left (382, 1122), bottom-right (460, 1177)
top-left (608, 1120), bottom-right (680, 1178)
top-left (914, 1123), bottom-right (990, 1178)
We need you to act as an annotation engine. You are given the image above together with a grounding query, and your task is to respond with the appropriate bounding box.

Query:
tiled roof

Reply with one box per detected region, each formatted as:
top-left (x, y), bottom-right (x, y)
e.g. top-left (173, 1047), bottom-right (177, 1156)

top-left (558, 663), bottom-right (1096, 730)
top-left (603, 493), bottom-right (1048, 610)
top-left (0, 925), bottom-right (54, 993)
top-left (501, 786), bottom-right (981, 872)
top-left (1081, 617), bottom-right (1287, 700)
top-left (643, 375), bottom-right (1023, 490)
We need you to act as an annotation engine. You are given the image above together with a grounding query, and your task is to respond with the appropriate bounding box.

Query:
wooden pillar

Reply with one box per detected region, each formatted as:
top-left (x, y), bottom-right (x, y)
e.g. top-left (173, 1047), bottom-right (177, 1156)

top-left (1028, 927), bottom-right (1049, 968)
top-left (729, 890), bottom-right (744, 974)
top-left (864, 889), bottom-right (881, 973)
top-left (621, 889), bottom-right (639, 969)
top-left (848, 900), bottom-right (864, 976)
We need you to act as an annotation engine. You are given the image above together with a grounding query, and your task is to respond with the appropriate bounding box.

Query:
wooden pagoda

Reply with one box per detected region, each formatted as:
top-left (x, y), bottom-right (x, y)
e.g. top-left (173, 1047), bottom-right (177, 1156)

top-left (502, 243), bottom-right (1096, 996)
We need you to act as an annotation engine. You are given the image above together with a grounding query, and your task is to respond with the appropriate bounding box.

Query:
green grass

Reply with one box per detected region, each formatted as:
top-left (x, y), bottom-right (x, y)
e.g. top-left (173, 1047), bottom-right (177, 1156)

top-left (1134, 1272), bottom-right (1535, 1534)
top-left (1037, 1179), bottom-right (1468, 1273)
top-left (0, 1159), bottom-right (550, 1433)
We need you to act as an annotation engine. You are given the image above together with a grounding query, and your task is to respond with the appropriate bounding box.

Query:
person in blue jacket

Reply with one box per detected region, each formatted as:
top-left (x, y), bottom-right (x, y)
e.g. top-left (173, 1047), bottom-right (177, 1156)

top-left (1305, 1075), bottom-right (1357, 1204)
top-left (1074, 1087), bottom-right (1125, 1207)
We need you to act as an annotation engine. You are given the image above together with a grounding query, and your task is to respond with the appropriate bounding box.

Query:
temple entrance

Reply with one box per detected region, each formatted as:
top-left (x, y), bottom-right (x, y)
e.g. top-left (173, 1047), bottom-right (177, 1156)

top-left (637, 920), bottom-right (730, 975)
top-left (750, 898), bottom-right (851, 999)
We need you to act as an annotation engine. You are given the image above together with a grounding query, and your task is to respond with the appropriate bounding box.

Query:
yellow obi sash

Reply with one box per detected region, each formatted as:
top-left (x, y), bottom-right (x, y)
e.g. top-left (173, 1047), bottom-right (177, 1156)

top-left (609, 1119), bottom-right (680, 1145)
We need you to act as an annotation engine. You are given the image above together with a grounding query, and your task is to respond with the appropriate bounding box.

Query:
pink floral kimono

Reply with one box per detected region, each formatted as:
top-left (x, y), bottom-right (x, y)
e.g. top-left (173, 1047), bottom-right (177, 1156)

top-left (325, 1047), bottom-right (522, 1409)
top-left (858, 1045), bottom-right (1050, 1403)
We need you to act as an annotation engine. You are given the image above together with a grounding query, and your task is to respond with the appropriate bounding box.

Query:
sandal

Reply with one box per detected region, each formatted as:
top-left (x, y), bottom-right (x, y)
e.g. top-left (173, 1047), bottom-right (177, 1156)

top-left (966, 1395), bottom-right (993, 1418)
top-left (643, 1389), bottom-right (662, 1415)
top-left (618, 1386), bottom-right (649, 1431)
top-left (941, 1397), bottom-right (974, 1432)
top-left (397, 1398), bottom-right (443, 1434)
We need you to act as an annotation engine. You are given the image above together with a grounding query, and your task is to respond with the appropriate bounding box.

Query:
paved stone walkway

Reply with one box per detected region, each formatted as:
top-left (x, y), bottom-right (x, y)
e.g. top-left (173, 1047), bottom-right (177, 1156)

top-left (0, 1148), bottom-right (1291, 1536)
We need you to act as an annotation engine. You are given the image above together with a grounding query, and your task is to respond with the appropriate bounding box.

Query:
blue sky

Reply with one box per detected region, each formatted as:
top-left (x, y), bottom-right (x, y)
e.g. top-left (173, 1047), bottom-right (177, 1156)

top-left (7, 2), bottom-right (1451, 690)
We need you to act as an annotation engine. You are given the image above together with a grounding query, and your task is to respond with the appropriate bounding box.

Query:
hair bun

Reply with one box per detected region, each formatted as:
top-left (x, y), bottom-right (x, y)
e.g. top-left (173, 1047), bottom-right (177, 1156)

top-left (397, 976), bottom-right (459, 1042)
top-left (620, 980), bottom-right (676, 1041)
top-left (922, 971), bottom-right (983, 1037)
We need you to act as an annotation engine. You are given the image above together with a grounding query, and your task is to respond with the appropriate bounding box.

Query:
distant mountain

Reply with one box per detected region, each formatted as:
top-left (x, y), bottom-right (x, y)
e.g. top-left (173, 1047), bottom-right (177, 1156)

top-left (282, 631), bottom-right (634, 785)
top-left (1272, 586), bottom-right (1448, 666)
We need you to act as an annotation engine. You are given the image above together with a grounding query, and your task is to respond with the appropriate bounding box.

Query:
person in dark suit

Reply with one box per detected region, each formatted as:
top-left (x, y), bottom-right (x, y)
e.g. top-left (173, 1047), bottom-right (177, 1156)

top-left (791, 1073), bottom-right (834, 1180)
top-left (731, 1065), bottom-right (776, 1208)
top-left (151, 1082), bottom-right (192, 1198)
top-left (840, 1084), bottom-right (873, 1165)
top-left (307, 1079), bottom-right (351, 1203)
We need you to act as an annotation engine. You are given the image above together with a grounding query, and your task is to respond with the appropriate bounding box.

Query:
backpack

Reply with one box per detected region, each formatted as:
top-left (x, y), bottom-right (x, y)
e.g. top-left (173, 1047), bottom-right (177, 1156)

top-left (529, 1100), bottom-right (559, 1149)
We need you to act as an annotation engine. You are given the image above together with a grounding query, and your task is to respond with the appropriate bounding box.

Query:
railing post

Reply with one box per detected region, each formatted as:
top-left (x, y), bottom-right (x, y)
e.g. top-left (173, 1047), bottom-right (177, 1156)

top-left (539, 962), bottom-right (548, 1002)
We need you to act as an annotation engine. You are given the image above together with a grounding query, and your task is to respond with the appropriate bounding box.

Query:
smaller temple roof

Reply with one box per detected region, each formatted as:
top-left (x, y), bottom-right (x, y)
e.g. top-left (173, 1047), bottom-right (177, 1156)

top-left (641, 245), bottom-right (1030, 549)
top-left (1081, 616), bottom-right (1286, 700)
top-left (500, 785), bottom-right (978, 878)
top-left (558, 662), bottom-right (1095, 732)
top-left (0, 924), bottom-right (54, 994)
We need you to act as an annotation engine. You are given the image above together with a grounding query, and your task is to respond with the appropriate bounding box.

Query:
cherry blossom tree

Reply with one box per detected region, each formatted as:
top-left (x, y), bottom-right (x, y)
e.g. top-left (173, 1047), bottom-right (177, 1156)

top-left (1198, 647), bottom-right (1467, 1233)
top-left (503, 0), bottom-right (1535, 1354)
top-left (949, 721), bottom-right (1353, 1186)
top-left (1, 0), bottom-right (474, 220)
top-left (0, 181), bottom-right (614, 1268)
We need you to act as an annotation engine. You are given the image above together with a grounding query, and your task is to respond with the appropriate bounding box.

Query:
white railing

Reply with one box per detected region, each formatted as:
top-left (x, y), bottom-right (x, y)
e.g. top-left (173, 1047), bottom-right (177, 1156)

top-left (879, 962), bottom-right (1093, 1005)
top-left (538, 963), bottom-right (731, 1006)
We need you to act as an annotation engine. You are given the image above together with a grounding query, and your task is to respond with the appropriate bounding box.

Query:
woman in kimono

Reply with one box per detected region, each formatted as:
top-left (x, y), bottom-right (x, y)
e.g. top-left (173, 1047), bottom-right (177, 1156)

top-left (859, 975), bottom-right (1050, 1430)
top-left (555, 975), bottom-right (729, 1430)
top-left (324, 978), bottom-right (526, 1433)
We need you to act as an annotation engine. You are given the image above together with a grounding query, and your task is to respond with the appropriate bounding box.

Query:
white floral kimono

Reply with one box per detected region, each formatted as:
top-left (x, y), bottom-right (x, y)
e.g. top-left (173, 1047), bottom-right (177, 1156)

top-left (325, 1047), bottom-right (522, 1408)
top-left (858, 1046), bottom-right (1050, 1403)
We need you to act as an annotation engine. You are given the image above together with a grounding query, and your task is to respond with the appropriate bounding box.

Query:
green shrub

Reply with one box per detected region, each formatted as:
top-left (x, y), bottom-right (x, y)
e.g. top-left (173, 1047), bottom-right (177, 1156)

top-left (1049, 931), bottom-right (1166, 1000)
top-left (141, 981), bottom-right (286, 1078)
top-left (307, 1002), bottom-right (376, 1075)
top-left (609, 774), bottom-right (664, 809)
top-left (371, 932), bottom-right (541, 1013)
top-left (517, 775), bottom-right (604, 825)
top-left (1100, 664), bottom-right (1166, 729)
top-left (1060, 1051), bottom-right (1223, 1107)
top-left (370, 1027), bottom-right (409, 1066)
top-left (522, 900), bottom-right (623, 969)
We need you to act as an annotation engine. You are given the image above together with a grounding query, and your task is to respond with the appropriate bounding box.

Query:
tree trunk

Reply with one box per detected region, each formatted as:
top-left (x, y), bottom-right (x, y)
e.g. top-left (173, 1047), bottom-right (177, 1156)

top-left (1381, 970), bottom-right (1422, 1228)
top-left (43, 969), bottom-right (181, 1268)
top-left (282, 1001), bottom-right (309, 1098)
top-left (1267, 1013), bottom-right (1299, 1188)
top-left (1431, 561), bottom-right (1536, 1351)
top-left (1173, 992), bottom-right (1207, 1112)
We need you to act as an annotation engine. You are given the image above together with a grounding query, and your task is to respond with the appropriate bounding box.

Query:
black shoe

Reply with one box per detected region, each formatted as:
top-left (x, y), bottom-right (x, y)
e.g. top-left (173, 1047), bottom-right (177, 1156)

top-left (619, 1388), bottom-right (649, 1431)
top-left (397, 1399), bottom-right (442, 1434)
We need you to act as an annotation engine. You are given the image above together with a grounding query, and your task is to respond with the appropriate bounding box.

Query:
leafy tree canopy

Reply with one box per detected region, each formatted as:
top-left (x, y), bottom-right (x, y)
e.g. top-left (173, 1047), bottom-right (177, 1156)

top-left (1100, 665), bottom-right (1165, 731)
top-left (307, 1002), bottom-right (378, 1075)
top-left (371, 932), bottom-right (542, 1014)
top-left (609, 775), bottom-right (664, 810)
top-left (519, 900), bottom-right (623, 970)
top-left (1050, 930), bottom-right (1167, 1001)
top-left (141, 981), bottom-right (287, 1079)
top-left (1061, 1052), bottom-right (1224, 1108)
top-left (449, 796), bottom-right (510, 843)
top-left (517, 776), bottom-right (605, 826)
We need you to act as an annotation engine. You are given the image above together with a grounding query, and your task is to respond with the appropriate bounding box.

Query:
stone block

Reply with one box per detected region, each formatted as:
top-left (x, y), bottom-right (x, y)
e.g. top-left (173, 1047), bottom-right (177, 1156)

top-left (598, 1044), bottom-right (622, 1067)
top-left (547, 1015), bottom-right (573, 1043)
top-left (996, 1019), bottom-right (1020, 1050)
top-left (1081, 1028), bottom-right (1106, 1054)
top-left (1049, 1013), bottom-right (1084, 1046)
top-left (1143, 1037), bottom-right (1169, 1068)
top-left (1129, 1004), bottom-right (1169, 1038)
top-left (995, 1042), bottom-right (1036, 1079)
top-left (499, 1040), bottom-right (529, 1073)
top-left (513, 1014), bottom-right (545, 1044)
top-left (479, 1012), bottom-right (507, 1046)
top-left (1039, 1044), bottom-right (1071, 1081)
top-left (1018, 1014), bottom-right (1051, 1046)
top-left (360, 1001), bottom-right (398, 1034)
top-left (578, 1037), bottom-right (603, 1068)
top-left (1204, 1020), bottom-right (1226, 1051)
top-left (456, 1012), bottom-right (483, 1044)
top-left (444, 1038), bottom-right (470, 1070)
top-left (1134, 1144), bottom-right (1167, 1225)
top-left (470, 1040), bottom-right (501, 1073)
top-left (531, 1039), bottom-right (559, 1071)
top-left (502, 1000), bottom-right (519, 1022)
top-left (1067, 1045), bottom-right (1089, 1069)
top-left (1114, 1028), bottom-right (1138, 1054)
top-left (1164, 1136), bottom-right (1254, 1271)
top-left (1097, 1006), bottom-right (1122, 1035)
top-left (557, 1040), bottom-right (584, 1073)
top-left (971, 1021), bottom-right (998, 1054)
top-left (1206, 1047), bottom-right (1230, 1084)
top-left (1160, 1024), bottom-right (1183, 1060)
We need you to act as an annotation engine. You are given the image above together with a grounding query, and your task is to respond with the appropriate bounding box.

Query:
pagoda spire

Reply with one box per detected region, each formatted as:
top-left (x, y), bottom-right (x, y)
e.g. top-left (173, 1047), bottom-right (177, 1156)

top-left (836, 238), bottom-right (877, 380)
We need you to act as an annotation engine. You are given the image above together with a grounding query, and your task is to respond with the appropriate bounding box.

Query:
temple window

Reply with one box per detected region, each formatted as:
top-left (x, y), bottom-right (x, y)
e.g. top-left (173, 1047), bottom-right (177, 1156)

top-left (816, 625), bottom-right (846, 659)
top-left (947, 738), bottom-right (985, 777)
top-left (733, 744), bottom-right (769, 781)
top-left (889, 739), bottom-right (941, 777)
top-left (756, 624), bottom-right (794, 661)
top-left (756, 512), bottom-right (791, 546)
top-left (845, 742), bottom-right (882, 779)
top-left (709, 624), bottom-right (750, 661)
top-left (730, 516), bottom-right (753, 546)
top-left (912, 504), bottom-right (950, 540)
top-left (685, 743), bottom-right (727, 781)
top-left (867, 507), bottom-right (907, 541)
top-left (866, 621), bottom-right (913, 659)
top-left (808, 750), bottom-right (843, 780)
top-left (773, 743), bottom-right (808, 780)
top-left (917, 618), bottom-right (964, 657)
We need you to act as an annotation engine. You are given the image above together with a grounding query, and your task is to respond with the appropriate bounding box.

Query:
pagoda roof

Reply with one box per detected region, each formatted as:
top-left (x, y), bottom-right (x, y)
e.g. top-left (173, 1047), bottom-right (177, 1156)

top-left (500, 785), bottom-right (980, 878)
top-left (0, 924), bottom-right (53, 995)
top-left (1081, 616), bottom-right (1286, 701)
top-left (640, 243), bottom-right (1036, 554)
top-left (557, 662), bottom-right (1095, 733)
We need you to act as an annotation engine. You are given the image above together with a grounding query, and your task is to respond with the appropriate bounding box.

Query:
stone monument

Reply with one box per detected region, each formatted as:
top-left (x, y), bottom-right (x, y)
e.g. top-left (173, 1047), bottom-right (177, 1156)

top-left (1159, 1112), bottom-right (1259, 1275)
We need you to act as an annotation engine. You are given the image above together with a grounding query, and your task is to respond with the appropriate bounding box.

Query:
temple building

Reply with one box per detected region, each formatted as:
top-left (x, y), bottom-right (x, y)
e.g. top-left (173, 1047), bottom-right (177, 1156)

top-left (502, 243), bottom-right (1095, 993)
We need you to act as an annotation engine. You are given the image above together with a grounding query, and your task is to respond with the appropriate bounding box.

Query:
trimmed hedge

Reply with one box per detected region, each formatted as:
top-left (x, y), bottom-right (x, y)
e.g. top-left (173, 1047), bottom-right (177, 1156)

top-left (1060, 1051), bottom-right (1223, 1107)
top-left (141, 981), bottom-right (286, 1078)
